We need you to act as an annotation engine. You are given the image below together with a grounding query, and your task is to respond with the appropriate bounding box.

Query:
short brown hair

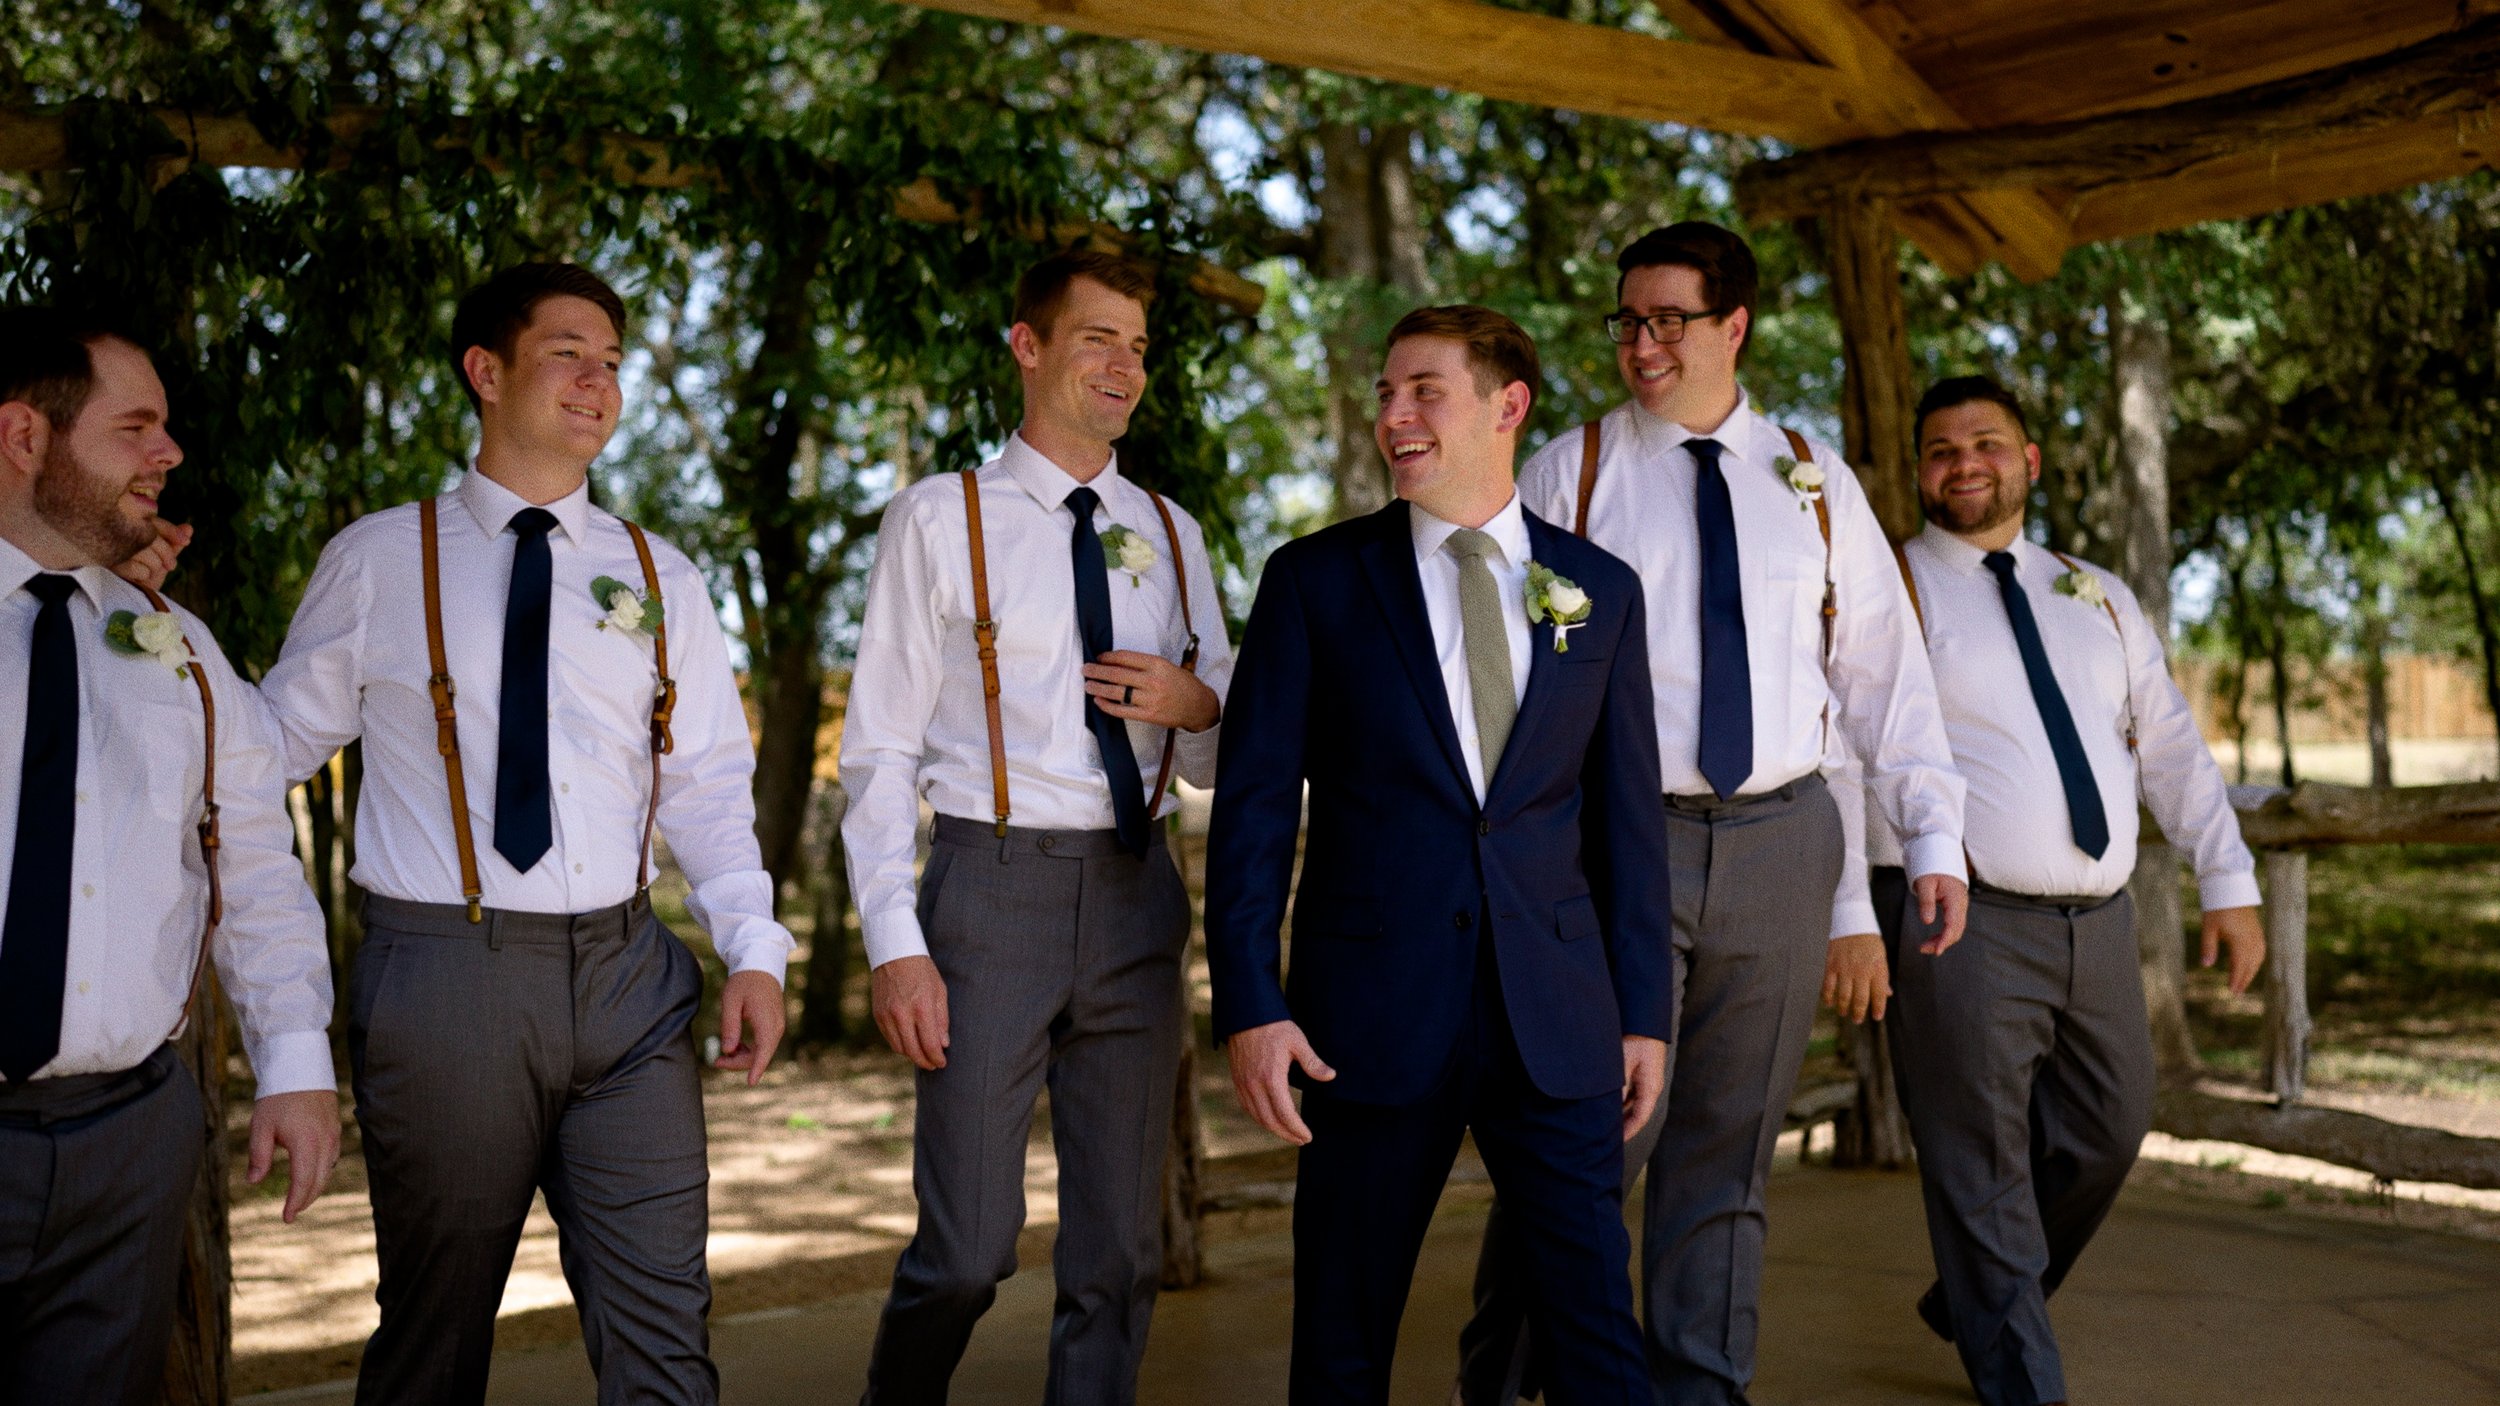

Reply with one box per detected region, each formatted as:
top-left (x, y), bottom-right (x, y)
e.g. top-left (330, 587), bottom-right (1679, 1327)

top-left (0, 308), bottom-right (144, 431)
top-left (1012, 249), bottom-right (1156, 339)
top-left (1916, 374), bottom-right (2032, 446)
top-left (451, 262), bottom-right (629, 412)
top-left (1383, 305), bottom-right (1542, 407)
top-left (1617, 222), bottom-right (1759, 363)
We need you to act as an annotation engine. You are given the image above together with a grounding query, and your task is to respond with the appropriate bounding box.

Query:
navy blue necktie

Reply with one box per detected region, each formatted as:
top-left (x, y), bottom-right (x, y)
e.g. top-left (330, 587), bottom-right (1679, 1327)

top-left (1984, 551), bottom-right (2110, 860)
top-left (1691, 438), bottom-right (1754, 800)
top-left (1, 575), bottom-right (80, 1082)
top-left (494, 508), bottom-right (557, 873)
top-left (1066, 487), bottom-right (1148, 857)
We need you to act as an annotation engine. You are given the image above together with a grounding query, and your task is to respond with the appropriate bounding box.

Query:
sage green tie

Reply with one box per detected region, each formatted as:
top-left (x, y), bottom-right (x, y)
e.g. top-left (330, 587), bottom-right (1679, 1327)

top-left (1446, 528), bottom-right (1517, 778)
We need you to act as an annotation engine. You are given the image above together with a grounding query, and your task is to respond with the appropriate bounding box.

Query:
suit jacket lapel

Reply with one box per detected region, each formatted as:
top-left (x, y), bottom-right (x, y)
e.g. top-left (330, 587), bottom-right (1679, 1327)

top-left (1356, 502), bottom-right (1472, 794)
top-left (1486, 512), bottom-right (1565, 802)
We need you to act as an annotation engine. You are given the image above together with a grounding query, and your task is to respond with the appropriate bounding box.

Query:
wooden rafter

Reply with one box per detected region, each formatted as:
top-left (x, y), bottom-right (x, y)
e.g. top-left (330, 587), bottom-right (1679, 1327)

top-left (0, 105), bottom-right (1269, 316)
top-left (903, 0), bottom-right (1870, 145)
top-left (1736, 14), bottom-right (2500, 223)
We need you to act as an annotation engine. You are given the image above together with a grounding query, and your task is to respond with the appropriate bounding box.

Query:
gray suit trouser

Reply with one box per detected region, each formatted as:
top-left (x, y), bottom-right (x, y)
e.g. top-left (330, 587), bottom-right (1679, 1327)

top-left (1878, 868), bottom-right (2154, 1406)
top-left (351, 894), bottom-right (714, 1406)
top-left (1460, 778), bottom-right (1842, 1406)
top-left (862, 817), bottom-right (1191, 1406)
top-left (0, 1045), bottom-right (200, 1406)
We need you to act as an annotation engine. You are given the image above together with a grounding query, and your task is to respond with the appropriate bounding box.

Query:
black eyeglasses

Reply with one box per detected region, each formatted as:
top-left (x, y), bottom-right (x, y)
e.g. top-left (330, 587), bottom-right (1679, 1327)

top-left (1602, 309), bottom-right (1723, 346)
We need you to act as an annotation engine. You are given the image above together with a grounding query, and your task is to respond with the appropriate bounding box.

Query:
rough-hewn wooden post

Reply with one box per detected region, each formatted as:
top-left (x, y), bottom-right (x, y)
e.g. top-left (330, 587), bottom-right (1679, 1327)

top-left (1815, 195), bottom-right (1920, 1166)
top-left (163, 977), bottom-right (232, 1405)
top-left (1161, 1032), bottom-right (1206, 1289)
top-left (2261, 850), bottom-right (2312, 1104)
top-left (2133, 845), bottom-right (2202, 1074)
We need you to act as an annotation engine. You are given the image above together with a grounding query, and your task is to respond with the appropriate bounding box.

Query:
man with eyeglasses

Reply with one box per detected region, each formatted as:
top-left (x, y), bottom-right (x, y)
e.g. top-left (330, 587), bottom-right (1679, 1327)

top-left (1453, 221), bottom-right (1967, 1406)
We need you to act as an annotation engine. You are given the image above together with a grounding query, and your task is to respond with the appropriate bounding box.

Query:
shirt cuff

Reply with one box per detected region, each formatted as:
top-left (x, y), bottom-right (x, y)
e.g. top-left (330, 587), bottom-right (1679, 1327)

top-left (1903, 834), bottom-right (1968, 885)
top-left (863, 905), bottom-right (930, 969)
top-left (1829, 900), bottom-right (1880, 942)
top-left (245, 1029), bottom-right (337, 1099)
top-left (685, 872), bottom-right (797, 979)
top-left (2197, 870), bottom-right (2264, 913)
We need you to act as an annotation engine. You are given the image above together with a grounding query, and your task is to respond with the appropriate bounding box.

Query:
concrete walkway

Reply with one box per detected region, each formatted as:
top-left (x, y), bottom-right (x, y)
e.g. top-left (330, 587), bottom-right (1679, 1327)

top-left (248, 1165), bottom-right (2500, 1404)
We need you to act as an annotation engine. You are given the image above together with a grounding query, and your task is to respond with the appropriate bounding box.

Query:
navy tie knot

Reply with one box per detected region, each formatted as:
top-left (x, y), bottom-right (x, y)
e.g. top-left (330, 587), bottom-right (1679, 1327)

top-left (510, 506), bottom-right (557, 539)
top-left (1984, 550), bottom-right (2018, 579)
top-left (1688, 437), bottom-right (1724, 467)
top-left (1066, 486), bottom-right (1101, 519)
top-left (24, 573), bottom-right (76, 606)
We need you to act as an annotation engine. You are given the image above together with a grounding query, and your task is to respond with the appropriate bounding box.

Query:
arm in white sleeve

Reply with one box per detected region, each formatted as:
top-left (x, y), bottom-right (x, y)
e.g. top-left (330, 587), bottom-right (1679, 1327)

top-left (1824, 747), bottom-right (1879, 940)
top-left (1170, 509), bottom-right (1232, 789)
top-left (837, 489), bottom-right (949, 970)
top-left (1515, 432), bottom-right (1578, 526)
top-left (652, 550), bottom-right (796, 981)
top-left (258, 529), bottom-right (371, 785)
top-left (1821, 461), bottom-right (1966, 883)
top-left (192, 623), bottom-right (337, 1098)
top-left (2115, 578), bottom-right (2260, 911)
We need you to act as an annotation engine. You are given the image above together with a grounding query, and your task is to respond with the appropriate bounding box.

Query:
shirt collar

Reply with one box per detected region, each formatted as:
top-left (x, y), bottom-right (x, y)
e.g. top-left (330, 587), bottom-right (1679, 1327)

top-left (0, 533), bottom-right (114, 610)
top-left (1001, 431), bottom-right (1123, 519)
top-left (459, 467), bottom-right (594, 546)
top-left (1409, 491), bottom-right (1529, 569)
top-left (1629, 384), bottom-right (1768, 465)
top-left (1918, 522), bottom-right (2022, 576)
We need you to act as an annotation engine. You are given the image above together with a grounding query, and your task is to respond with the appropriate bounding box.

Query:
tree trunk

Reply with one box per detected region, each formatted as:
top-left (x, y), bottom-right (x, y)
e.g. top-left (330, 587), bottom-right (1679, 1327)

top-left (2262, 519), bottom-right (2298, 788)
top-left (1313, 120), bottom-right (1432, 521)
top-left (1160, 1030), bottom-right (1207, 1288)
top-left (798, 784), bottom-right (856, 1047)
top-left (2133, 843), bottom-right (2201, 1074)
top-left (1831, 1018), bottom-right (1913, 1168)
top-left (2361, 605), bottom-right (2394, 788)
top-left (162, 977), bottom-right (231, 1406)
top-left (1818, 198), bottom-right (1920, 541)
top-left (2427, 464), bottom-right (2500, 750)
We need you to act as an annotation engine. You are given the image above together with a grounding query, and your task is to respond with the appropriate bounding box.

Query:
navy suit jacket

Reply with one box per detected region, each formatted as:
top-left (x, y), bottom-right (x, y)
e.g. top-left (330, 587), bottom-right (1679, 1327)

top-left (1206, 500), bottom-right (1674, 1108)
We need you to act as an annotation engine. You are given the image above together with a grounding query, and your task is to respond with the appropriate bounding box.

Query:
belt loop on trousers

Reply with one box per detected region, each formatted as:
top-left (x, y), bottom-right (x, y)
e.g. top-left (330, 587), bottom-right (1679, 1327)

top-left (486, 910), bottom-right (505, 952)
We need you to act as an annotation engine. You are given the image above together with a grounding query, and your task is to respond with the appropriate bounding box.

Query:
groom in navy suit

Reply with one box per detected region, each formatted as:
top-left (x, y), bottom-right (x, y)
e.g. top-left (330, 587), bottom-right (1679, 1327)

top-left (1208, 305), bottom-right (1673, 1405)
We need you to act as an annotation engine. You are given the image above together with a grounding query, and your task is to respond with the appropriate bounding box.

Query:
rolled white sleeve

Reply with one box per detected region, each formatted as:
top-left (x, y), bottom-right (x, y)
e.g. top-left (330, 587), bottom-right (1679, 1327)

top-left (1823, 750), bottom-right (1881, 939)
top-left (2116, 581), bottom-right (2260, 911)
top-left (653, 555), bottom-right (796, 980)
top-left (838, 491), bottom-right (949, 969)
top-left (1169, 509), bottom-right (1233, 791)
top-left (192, 625), bottom-right (337, 1098)
top-left (1821, 459), bottom-right (1966, 884)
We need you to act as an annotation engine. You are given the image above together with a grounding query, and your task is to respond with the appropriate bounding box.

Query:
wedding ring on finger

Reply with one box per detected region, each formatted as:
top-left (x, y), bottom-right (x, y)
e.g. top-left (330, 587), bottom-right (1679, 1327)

top-left (1123, 684), bottom-right (1136, 706)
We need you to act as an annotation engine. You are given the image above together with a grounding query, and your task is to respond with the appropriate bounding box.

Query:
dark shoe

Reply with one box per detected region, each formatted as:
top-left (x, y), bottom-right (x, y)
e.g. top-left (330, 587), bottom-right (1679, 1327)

top-left (1916, 1282), bottom-right (1955, 1343)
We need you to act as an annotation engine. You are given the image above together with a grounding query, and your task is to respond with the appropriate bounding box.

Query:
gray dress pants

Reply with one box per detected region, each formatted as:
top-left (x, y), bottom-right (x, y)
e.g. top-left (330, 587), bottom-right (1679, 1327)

top-left (861, 817), bottom-right (1191, 1406)
top-left (1460, 777), bottom-right (1842, 1406)
top-left (350, 894), bottom-right (714, 1406)
top-left (0, 1045), bottom-right (201, 1406)
top-left (1879, 869), bottom-right (2155, 1406)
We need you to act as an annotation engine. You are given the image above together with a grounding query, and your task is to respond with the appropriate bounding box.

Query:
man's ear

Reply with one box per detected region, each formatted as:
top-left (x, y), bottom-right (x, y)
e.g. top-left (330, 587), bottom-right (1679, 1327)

top-left (1007, 320), bottom-right (1045, 373)
top-left (2025, 440), bottom-right (2043, 485)
top-left (461, 345), bottom-right (503, 409)
top-left (0, 402), bottom-right (49, 481)
top-left (1496, 381), bottom-right (1534, 436)
top-left (1724, 306), bottom-right (1750, 359)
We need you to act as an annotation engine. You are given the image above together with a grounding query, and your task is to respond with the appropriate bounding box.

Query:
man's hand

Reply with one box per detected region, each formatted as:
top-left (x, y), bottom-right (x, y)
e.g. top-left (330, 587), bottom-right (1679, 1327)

top-left (1226, 1019), bottom-right (1336, 1146)
top-left (112, 519), bottom-right (192, 592)
top-left (715, 969), bottom-right (787, 1085)
top-left (1085, 650), bottom-right (1221, 733)
top-left (1621, 1035), bottom-right (1666, 1141)
top-left (1822, 933), bottom-right (1891, 1023)
top-left (247, 1089), bottom-right (340, 1224)
top-left (1914, 874), bottom-right (1970, 955)
top-left (873, 955), bottom-right (951, 1071)
top-left (2201, 905), bottom-right (2267, 995)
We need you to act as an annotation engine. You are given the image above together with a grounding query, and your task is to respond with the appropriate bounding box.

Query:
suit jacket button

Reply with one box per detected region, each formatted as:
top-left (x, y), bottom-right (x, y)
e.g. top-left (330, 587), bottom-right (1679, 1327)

top-left (1453, 910), bottom-right (1474, 930)
top-left (1477, 819), bottom-right (1490, 836)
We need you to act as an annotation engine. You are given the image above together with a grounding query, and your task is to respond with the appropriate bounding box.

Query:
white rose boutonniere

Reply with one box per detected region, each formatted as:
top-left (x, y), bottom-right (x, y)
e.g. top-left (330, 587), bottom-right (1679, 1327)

top-left (1774, 453), bottom-right (1825, 511)
top-left (591, 575), bottom-right (663, 636)
top-left (1524, 560), bottom-right (1595, 653)
top-left (1097, 524), bottom-right (1159, 586)
top-left (2053, 568), bottom-right (2109, 609)
top-left (105, 608), bottom-right (192, 678)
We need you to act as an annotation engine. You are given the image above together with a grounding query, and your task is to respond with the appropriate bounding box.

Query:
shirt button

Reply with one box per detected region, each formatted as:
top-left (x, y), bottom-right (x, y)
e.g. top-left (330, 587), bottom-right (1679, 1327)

top-left (560, 782), bottom-right (570, 794)
top-left (75, 791), bottom-right (87, 804)
top-left (574, 863), bottom-right (585, 874)
top-left (81, 884), bottom-right (95, 898)
top-left (76, 981), bottom-right (89, 995)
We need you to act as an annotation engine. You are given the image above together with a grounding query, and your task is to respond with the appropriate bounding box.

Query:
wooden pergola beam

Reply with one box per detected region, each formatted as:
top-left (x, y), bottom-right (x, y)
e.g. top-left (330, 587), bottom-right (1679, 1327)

top-left (904, 0), bottom-right (1871, 147)
top-left (1737, 14), bottom-right (2500, 222)
top-left (0, 105), bottom-right (1269, 316)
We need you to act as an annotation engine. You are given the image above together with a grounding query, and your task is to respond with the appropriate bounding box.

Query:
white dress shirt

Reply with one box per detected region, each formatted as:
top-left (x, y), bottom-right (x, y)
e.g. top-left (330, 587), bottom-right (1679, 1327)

top-left (259, 471), bottom-right (793, 978)
top-left (0, 540), bottom-right (334, 1094)
top-left (1518, 390), bottom-right (1966, 939)
top-left (839, 434), bottom-right (1236, 969)
top-left (1409, 495), bottom-right (1534, 801)
top-left (1862, 529), bottom-right (2259, 908)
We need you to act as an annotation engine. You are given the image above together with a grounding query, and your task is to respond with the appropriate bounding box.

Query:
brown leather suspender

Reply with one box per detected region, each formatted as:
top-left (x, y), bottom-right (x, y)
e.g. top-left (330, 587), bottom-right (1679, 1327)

top-left (958, 470), bottom-right (1201, 839)
top-left (419, 497), bottom-right (486, 921)
top-left (1892, 541), bottom-right (1926, 633)
top-left (1143, 490), bottom-right (1200, 809)
top-left (419, 496), bottom-right (677, 921)
top-left (623, 523), bottom-right (675, 894)
top-left (135, 586), bottom-right (221, 1030)
top-left (1572, 421), bottom-right (1602, 537)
